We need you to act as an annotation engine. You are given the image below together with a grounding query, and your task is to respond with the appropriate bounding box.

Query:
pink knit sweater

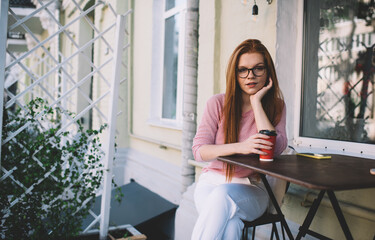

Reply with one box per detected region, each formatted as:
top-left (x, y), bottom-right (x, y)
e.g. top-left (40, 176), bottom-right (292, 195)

top-left (192, 93), bottom-right (287, 178)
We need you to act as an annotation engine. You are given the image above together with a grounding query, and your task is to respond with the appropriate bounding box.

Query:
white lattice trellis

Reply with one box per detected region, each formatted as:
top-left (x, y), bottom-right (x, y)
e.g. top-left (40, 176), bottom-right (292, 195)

top-left (0, 0), bottom-right (130, 239)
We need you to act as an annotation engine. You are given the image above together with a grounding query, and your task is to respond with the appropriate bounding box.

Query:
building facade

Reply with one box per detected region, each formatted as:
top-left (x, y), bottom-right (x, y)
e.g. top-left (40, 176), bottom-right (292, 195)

top-left (3, 0), bottom-right (374, 239)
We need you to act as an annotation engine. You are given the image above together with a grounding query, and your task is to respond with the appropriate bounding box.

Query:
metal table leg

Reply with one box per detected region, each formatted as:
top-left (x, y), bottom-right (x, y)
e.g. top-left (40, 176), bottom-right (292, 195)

top-left (260, 174), bottom-right (294, 240)
top-left (296, 190), bottom-right (354, 240)
top-left (296, 190), bottom-right (325, 240)
top-left (326, 191), bottom-right (353, 240)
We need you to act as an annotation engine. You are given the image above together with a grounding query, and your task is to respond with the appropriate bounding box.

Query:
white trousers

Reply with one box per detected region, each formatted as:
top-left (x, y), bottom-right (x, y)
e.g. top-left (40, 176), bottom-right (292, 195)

top-left (191, 171), bottom-right (269, 240)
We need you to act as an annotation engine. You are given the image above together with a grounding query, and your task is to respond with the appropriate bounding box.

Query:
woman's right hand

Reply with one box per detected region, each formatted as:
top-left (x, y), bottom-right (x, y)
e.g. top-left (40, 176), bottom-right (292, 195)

top-left (198, 133), bottom-right (273, 161)
top-left (236, 133), bottom-right (273, 155)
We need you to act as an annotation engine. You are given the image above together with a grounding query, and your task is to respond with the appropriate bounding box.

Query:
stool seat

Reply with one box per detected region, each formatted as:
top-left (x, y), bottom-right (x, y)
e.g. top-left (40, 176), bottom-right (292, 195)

top-left (242, 212), bottom-right (286, 240)
top-left (243, 212), bottom-right (282, 226)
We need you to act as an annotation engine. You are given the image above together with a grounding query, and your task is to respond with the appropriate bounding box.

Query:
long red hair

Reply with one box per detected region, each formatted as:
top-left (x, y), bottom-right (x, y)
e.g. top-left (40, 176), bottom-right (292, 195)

top-left (223, 39), bottom-right (284, 181)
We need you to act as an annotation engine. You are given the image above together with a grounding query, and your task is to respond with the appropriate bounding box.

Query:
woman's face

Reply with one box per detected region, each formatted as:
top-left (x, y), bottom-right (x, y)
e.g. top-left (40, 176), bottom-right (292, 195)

top-left (237, 52), bottom-right (267, 96)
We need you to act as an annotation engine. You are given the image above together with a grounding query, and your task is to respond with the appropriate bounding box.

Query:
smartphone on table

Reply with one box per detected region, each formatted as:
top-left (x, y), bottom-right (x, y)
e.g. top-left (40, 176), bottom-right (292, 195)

top-left (296, 153), bottom-right (331, 159)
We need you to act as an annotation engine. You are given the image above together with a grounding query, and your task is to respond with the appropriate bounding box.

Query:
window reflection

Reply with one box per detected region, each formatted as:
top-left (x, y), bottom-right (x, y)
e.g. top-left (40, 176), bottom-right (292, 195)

top-left (162, 14), bottom-right (180, 120)
top-left (301, 0), bottom-right (375, 144)
top-left (165, 0), bottom-right (185, 11)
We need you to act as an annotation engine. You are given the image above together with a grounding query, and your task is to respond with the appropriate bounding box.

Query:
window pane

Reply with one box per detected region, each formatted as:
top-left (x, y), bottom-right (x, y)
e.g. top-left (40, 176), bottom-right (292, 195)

top-left (301, 0), bottom-right (375, 144)
top-left (162, 14), bottom-right (180, 119)
top-left (165, 0), bottom-right (185, 11)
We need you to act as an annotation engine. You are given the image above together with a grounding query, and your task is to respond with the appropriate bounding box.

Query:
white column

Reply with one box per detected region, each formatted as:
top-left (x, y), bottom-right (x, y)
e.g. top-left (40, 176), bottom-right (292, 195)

top-left (181, 0), bottom-right (199, 193)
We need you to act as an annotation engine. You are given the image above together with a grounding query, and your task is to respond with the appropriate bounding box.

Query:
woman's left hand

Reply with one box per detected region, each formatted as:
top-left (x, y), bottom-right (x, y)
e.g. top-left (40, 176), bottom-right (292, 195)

top-left (250, 77), bottom-right (273, 103)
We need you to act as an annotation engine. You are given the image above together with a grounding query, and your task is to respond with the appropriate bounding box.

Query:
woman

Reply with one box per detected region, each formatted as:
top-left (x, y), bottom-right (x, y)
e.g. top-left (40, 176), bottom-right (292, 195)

top-left (191, 39), bottom-right (287, 239)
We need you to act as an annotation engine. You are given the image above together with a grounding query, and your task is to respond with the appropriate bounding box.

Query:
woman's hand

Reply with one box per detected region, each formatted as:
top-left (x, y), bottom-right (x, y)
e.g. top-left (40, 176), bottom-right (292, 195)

top-left (236, 133), bottom-right (273, 155)
top-left (250, 77), bottom-right (273, 104)
top-left (249, 77), bottom-right (276, 132)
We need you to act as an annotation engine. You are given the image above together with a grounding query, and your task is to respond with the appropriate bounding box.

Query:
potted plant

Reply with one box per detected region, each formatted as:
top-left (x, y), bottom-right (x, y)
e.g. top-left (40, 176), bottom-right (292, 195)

top-left (0, 98), bottom-right (120, 239)
top-left (107, 224), bottom-right (147, 240)
top-left (77, 224), bottom-right (147, 240)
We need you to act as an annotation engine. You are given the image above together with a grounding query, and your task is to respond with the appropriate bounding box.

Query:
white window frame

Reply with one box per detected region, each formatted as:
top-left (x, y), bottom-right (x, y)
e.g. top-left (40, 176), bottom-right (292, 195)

top-left (275, 0), bottom-right (375, 158)
top-left (291, 0), bottom-right (375, 158)
top-left (149, 0), bottom-right (186, 130)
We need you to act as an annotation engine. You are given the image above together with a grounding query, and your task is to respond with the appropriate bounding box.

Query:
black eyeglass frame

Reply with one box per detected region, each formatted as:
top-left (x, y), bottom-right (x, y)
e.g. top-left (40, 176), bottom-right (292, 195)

top-left (237, 66), bottom-right (267, 78)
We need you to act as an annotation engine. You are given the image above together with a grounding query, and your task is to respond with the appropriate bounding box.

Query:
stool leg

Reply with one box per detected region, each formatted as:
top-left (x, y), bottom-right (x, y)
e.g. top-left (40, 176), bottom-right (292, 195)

top-left (273, 222), bottom-right (280, 240)
top-left (280, 222), bottom-right (286, 240)
top-left (242, 226), bottom-right (249, 240)
top-left (252, 226), bottom-right (256, 240)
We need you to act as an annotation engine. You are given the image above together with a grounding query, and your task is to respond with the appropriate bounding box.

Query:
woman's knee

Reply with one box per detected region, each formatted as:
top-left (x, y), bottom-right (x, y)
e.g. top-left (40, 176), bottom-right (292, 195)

top-left (209, 184), bottom-right (234, 201)
top-left (210, 183), bottom-right (253, 200)
top-left (207, 185), bottom-right (238, 215)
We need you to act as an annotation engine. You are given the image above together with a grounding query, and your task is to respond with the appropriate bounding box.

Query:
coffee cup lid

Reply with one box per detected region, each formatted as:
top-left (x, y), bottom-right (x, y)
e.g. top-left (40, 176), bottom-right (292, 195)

top-left (259, 129), bottom-right (277, 136)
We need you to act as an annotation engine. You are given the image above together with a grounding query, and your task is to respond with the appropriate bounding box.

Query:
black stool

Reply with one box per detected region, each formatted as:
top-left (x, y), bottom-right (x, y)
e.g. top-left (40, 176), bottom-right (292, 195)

top-left (242, 181), bottom-right (290, 240)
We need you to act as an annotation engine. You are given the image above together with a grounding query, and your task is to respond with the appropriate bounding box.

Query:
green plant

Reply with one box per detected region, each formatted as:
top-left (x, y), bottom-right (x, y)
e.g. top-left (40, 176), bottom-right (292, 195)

top-left (0, 98), bottom-right (115, 239)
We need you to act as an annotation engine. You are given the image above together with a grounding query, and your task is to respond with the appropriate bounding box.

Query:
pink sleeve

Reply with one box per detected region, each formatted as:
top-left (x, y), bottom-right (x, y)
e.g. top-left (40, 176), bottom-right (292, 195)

top-left (274, 105), bottom-right (288, 156)
top-left (192, 95), bottom-right (223, 162)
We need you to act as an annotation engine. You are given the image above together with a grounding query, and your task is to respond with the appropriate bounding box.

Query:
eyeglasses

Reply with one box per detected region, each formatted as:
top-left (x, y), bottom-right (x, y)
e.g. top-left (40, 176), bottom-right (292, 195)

top-left (237, 66), bottom-right (266, 78)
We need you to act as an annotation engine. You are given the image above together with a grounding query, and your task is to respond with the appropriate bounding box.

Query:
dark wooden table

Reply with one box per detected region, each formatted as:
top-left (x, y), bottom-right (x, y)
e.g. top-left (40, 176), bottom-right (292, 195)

top-left (218, 154), bottom-right (375, 240)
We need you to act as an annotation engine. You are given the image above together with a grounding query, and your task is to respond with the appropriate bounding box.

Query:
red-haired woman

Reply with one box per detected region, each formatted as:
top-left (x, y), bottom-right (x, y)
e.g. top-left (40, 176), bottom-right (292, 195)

top-left (191, 39), bottom-right (287, 239)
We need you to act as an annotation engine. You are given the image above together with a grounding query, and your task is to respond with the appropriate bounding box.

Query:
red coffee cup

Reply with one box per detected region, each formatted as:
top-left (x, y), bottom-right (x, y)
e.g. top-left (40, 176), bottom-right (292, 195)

top-left (259, 130), bottom-right (277, 161)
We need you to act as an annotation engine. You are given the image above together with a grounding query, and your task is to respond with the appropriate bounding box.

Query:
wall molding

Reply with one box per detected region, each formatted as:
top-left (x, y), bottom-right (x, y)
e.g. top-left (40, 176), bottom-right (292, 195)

top-left (113, 147), bottom-right (183, 205)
